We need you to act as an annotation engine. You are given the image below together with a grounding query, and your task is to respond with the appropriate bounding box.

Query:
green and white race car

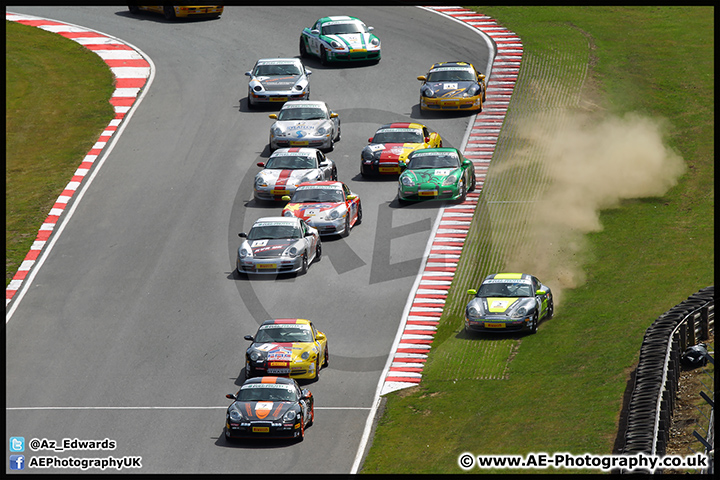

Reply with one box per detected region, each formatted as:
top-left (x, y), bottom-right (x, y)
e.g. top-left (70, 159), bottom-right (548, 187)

top-left (397, 147), bottom-right (476, 203)
top-left (299, 16), bottom-right (381, 65)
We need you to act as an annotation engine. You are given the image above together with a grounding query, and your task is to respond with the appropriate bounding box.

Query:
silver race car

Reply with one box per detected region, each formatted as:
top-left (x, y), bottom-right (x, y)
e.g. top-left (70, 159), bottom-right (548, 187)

top-left (245, 58), bottom-right (311, 109)
top-left (254, 147), bottom-right (337, 202)
top-left (268, 100), bottom-right (341, 152)
top-left (237, 217), bottom-right (321, 276)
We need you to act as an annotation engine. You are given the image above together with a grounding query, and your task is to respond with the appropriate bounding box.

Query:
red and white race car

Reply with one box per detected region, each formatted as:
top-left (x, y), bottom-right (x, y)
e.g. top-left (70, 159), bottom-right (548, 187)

top-left (281, 181), bottom-right (361, 237)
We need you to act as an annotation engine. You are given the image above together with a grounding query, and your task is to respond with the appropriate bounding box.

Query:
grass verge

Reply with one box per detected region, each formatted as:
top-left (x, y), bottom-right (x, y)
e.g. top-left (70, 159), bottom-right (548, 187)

top-left (360, 6), bottom-right (713, 474)
top-left (6, 20), bottom-right (115, 286)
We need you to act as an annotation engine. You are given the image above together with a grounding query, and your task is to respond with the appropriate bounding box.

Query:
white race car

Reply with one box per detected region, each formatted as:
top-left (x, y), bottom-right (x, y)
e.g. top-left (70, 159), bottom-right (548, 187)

top-left (237, 217), bottom-right (321, 276)
top-left (245, 58), bottom-right (311, 109)
top-left (254, 148), bottom-right (337, 202)
top-left (268, 100), bottom-right (341, 152)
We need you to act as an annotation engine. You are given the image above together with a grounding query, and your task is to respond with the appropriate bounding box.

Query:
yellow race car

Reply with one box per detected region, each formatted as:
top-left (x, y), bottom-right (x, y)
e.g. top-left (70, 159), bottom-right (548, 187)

top-left (127, 4), bottom-right (223, 20)
top-left (360, 122), bottom-right (443, 176)
top-left (417, 61), bottom-right (486, 112)
top-left (244, 319), bottom-right (328, 381)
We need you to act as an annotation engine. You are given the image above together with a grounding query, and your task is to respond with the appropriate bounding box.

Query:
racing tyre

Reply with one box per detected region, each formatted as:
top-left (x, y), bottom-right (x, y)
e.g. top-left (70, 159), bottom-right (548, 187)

top-left (331, 166), bottom-right (338, 181)
top-left (247, 95), bottom-right (255, 110)
top-left (163, 6), bottom-right (176, 20)
top-left (298, 254), bottom-right (308, 276)
top-left (307, 405), bottom-right (315, 427)
top-left (323, 345), bottom-right (329, 367)
top-left (320, 46), bottom-right (329, 66)
top-left (128, 5), bottom-right (140, 14)
top-left (469, 173), bottom-right (477, 192)
top-left (457, 179), bottom-right (467, 203)
top-left (315, 241), bottom-right (322, 261)
top-left (299, 38), bottom-right (308, 58)
top-left (335, 123), bottom-right (341, 142)
top-left (530, 312), bottom-right (538, 334)
top-left (356, 202), bottom-right (363, 225)
top-left (298, 415), bottom-right (306, 442)
top-left (546, 298), bottom-right (554, 320)
top-left (342, 215), bottom-right (351, 237)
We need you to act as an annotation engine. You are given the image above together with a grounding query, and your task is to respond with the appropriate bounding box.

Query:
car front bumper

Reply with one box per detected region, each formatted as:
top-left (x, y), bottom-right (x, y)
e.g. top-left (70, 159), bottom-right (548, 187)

top-left (398, 185), bottom-right (462, 202)
top-left (237, 255), bottom-right (304, 275)
top-left (270, 134), bottom-right (332, 151)
top-left (464, 317), bottom-right (532, 333)
top-left (420, 95), bottom-right (482, 111)
top-left (225, 421), bottom-right (302, 440)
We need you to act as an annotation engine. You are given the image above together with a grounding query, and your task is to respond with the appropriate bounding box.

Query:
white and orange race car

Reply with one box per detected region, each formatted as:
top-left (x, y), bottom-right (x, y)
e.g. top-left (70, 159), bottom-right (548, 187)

top-left (360, 122), bottom-right (442, 177)
top-left (254, 147), bottom-right (337, 203)
top-left (281, 181), bottom-right (361, 237)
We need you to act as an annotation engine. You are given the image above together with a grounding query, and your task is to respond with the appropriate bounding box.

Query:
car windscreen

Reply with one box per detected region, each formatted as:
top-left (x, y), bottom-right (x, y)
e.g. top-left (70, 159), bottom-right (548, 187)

top-left (265, 155), bottom-right (316, 169)
top-left (477, 282), bottom-right (533, 297)
top-left (291, 188), bottom-right (344, 203)
top-left (426, 69), bottom-right (476, 82)
top-left (321, 21), bottom-right (366, 35)
top-left (236, 385), bottom-right (298, 402)
top-left (372, 130), bottom-right (423, 144)
top-left (255, 64), bottom-right (301, 76)
top-left (254, 325), bottom-right (314, 343)
top-left (277, 107), bottom-right (326, 121)
top-left (247, 224), bottom-right (302, 240)
top-left (406, 153), bottom-right (460, 170)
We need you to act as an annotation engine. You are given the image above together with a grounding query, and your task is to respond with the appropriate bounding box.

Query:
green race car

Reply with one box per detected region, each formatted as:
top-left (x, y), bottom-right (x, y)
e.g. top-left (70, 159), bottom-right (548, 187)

top-left (397, 147), bottom-right (476, 203)
top-left (299, 16), bottom-right (381, 65)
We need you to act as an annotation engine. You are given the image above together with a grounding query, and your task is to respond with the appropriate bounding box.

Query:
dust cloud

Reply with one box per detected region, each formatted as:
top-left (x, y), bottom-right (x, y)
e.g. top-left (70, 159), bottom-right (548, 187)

top-left (500, 111), bottom-right (686, 305)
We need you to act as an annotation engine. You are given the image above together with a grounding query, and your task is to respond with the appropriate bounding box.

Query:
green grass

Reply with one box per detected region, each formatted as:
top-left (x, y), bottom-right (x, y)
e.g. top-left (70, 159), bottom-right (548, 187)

top-left (6, 20), bottom-right (115, 286)
top-left (360, 6), bottom-right (713, 474)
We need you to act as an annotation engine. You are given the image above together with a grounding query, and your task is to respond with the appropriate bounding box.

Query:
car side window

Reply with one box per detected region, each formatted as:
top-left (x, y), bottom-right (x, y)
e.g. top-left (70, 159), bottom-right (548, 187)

top-left (343, 184), bottom-right (351, 197)
top-left (317, 152), bottom-right (324, 164)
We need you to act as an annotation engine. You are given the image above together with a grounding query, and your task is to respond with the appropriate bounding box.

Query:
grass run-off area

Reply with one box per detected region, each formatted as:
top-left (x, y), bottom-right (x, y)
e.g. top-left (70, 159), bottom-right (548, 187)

top-left (4, 6), bottom-right (714, 475)
top-left (6, 20), bottom-right (115, 286)
top-left (359, 6), bottom-right (713, 474)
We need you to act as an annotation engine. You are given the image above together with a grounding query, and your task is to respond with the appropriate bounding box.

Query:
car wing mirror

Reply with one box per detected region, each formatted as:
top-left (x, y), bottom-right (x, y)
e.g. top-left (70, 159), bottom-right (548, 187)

top-left (346, 194), bottom-right (357, 201)
top-left (243, 335), bottom-right (254, 341)
top-left (257, 162), bottom-right (265, 167)
top-left (330, 112), bottom-right (339, 118)
top-left (226, 393), bottom-right (237, 400)
top-left (467, 289), bottom-right (478, 295)
top-left (536, 289), bottom-right (546, 295)
top-left (311, 29), bottom-right (320, 35)
top-left (281, 195), bottom-right (291, 201)
top-left (269, 114), bottom-right (278, 119)
top-left (417, 76), bottom-right (427, 82)
top-left (238, 232), bottom-right (247, 238)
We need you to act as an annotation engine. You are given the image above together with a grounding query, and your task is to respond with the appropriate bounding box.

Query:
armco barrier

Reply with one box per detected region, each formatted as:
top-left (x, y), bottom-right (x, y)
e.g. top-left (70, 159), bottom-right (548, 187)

top-left (620, 286), bottom-right (714, 474)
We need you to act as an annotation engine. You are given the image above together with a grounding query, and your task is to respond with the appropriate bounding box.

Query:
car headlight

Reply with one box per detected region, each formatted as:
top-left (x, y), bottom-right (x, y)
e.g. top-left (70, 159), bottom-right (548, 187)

top-left (466, 304), bottom-right (483, 319)
top-left (328, 208), bottom-right (343, 220)
top-left (466, 84), bottom-right (480, 97)
top-left (284, 246), bottom-right (299, 257)
top-left (370, 38), bottom-right (380, 47)
top-left (511, 306), bottom-right (528, 318)
top-left (300, 172), bottom-right (322, 183)
top-left (362, 148), bottom-right (377, 162)
top-left (443, 175), bottom-right (457, 186)
top-left (400, 175), bottom-right (415, 187)
top-left (228, 405), bottom-right (244, 422)
top-left (283, 410), bottom-right (297, 422)
top-left (271, 127), bottom-right (283, 137)
top-left (316, 125), bottom-right (328, 136)
top-left (249, 351), bottom-right (263, 362)
top-left (330, 40), bottom-right (342, 49)
top-left (255, 176), bottom-right (268, 188)
top-left (283, 210), bottom-right (295, 217)
top-left (421, 86), bottom-right (435, 98)
top-left (301, 351), bottom-right (310, 360)
top-left (253, 84), bottom-right (263, 92)
top-left (294, 83), bottom-right (305, 91)
top-left (238, 247), bottom-right (252, 258)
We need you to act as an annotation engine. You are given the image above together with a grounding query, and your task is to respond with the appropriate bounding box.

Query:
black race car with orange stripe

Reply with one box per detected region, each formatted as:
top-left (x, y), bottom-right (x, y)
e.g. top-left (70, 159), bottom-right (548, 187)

top-left (360, 122), bottom-right (442, 177)
top-left (224, 376), bottom-right (314, 441)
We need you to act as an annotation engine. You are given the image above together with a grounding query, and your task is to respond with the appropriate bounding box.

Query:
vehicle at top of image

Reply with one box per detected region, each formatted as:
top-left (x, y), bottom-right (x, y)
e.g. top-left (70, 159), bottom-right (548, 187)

top-left (243, 319), bottom-right (328, 381)
top-left (268, 100), bottom-right (341, 152)
top-left (397, 147), bottom-right (476, 204)
top-left (236, 216), bottom-right (321, 276)
top-left (464, 273), bottom-right (554, 335)
top-left (299, 15), bottom-right (381, 65)
top-left (360, 122), bottom-right (443, 177)
top-left (281, 181), bottom-right (362, 237)
top-left (417, 61), bottom-right (486, 112)
top-left (253, 147), bottom-right (337, 203)
top-left (224, 376), bottom-right (314, 442)
top-left (127, 3), bottom-right (223, 20)
top-left (245, 58), bottom-right (311, 109)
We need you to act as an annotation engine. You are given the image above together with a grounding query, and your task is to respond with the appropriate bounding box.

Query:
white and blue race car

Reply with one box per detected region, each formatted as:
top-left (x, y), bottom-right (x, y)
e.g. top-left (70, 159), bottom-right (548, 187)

top-left (268, 101), bottom-right (341, 152)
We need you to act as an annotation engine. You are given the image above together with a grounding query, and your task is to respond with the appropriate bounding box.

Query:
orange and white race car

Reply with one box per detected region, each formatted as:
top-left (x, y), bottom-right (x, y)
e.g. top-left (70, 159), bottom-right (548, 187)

top-left (360, 122), bottom-right (442, 176)
top-left (281, 181), bottom-right (361, 237)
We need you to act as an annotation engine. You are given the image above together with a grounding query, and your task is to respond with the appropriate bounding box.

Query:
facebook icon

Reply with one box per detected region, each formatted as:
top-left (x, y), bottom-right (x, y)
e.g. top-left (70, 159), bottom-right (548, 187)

top-left (10, 455), bottom-right (25, 470)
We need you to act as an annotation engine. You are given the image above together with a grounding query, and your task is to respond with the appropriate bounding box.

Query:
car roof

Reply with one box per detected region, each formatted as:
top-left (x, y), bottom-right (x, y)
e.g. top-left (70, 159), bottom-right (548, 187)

top-left (295, 181), bottom-right (343, 188)
top-left (410, 147), bottom-right (459, 155)
top-left (429, 61), bottom-right (476, 71)
top-left (318, 15), bottom-right (360, 23)
top-left (378, 122), bottom-right (425, 131)
top-left (255, 57), bottom-right (302, 65)
top-left (280, 100), bottom-right (327, 109)
top-left (483, 273), bottom-right (533, 283)
top-left (261, 318), bottom-right (312, 326)
top-left (253, 216), bottom-right (300, 225)
top-left (242, 376), bottom-right (296, 386)
top-left (269, 147), bottom-right (321, 156)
